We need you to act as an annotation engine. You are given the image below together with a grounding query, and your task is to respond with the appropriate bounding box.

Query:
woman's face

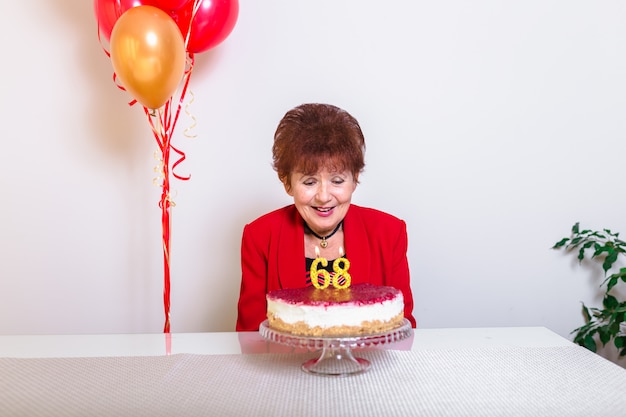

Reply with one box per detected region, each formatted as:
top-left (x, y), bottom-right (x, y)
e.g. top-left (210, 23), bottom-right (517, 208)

top-left (286, 169), bottom-right (357, 236)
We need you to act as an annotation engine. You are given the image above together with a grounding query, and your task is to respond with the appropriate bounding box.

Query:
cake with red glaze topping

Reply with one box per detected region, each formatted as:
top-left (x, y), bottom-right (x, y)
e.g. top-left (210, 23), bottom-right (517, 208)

top-left (266, 283), bottom-right (404, 337)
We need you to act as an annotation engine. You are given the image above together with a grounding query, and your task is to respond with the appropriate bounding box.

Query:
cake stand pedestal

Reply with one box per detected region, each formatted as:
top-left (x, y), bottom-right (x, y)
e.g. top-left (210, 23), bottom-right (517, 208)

top-left (259, 319), bottom-right (413, 377)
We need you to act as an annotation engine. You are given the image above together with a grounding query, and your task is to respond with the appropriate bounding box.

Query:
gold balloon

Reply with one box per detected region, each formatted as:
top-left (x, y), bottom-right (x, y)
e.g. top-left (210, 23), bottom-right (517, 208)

top-left (110, 6), bottom-right (186, 110)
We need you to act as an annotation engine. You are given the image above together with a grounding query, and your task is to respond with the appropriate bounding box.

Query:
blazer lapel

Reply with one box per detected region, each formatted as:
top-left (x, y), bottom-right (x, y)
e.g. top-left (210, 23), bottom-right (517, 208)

top-left (277, 206), bottom-right (306, 289)
top-left (343, 205), bottom-right (371, 285)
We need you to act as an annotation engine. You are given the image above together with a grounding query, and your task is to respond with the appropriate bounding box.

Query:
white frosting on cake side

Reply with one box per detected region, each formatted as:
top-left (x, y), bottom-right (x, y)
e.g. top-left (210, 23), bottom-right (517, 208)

top-left (267, 294), bottom-right (404, 328)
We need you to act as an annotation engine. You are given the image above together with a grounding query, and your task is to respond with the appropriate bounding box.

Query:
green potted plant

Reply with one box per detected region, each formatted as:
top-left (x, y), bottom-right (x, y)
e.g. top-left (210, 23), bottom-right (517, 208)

top-left (553, 222), bottom-right (626, 356)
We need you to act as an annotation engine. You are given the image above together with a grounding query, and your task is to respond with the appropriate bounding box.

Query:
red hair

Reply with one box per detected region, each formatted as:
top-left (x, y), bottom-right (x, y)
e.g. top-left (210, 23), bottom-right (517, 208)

top-left (272, 103), bottom-right (365, 189)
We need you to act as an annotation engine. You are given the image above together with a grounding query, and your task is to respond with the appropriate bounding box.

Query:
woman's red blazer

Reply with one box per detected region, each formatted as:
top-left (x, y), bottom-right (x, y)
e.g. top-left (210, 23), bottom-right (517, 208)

top-left (236, 204), bottom-right (416, 331)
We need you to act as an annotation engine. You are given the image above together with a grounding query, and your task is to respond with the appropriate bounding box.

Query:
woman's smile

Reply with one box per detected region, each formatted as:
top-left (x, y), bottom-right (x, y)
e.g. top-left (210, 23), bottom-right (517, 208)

top-left (313, 206), bottom-right (334, 216)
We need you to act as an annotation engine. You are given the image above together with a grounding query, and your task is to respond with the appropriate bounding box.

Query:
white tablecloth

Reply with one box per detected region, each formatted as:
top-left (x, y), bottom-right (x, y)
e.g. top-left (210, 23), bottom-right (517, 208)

top-left (2, 345), bottom-right (625, 416)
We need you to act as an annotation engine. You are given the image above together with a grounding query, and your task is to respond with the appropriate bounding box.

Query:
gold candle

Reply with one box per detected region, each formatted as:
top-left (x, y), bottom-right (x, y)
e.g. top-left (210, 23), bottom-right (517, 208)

top-left (332, 246), bottom-right (351, 289)
top-left (310, 246), bottom-right (330, 289)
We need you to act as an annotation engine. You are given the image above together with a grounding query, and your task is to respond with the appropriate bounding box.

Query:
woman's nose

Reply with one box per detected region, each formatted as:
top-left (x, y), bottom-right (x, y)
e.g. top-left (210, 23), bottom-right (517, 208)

top-left (316, 182), bottom-right (331, 202)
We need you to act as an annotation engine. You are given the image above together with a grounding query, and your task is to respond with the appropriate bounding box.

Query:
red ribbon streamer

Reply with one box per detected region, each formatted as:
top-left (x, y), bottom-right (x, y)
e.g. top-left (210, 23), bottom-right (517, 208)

top-left (144, 54), bottom-right (195, 333)
top-left (99, 1), bottom-right (201, 334)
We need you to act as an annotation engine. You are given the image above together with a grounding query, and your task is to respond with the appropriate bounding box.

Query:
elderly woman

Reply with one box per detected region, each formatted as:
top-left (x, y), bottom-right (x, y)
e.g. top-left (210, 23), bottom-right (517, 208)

top-left (236, 103), bottom-right (415, 331)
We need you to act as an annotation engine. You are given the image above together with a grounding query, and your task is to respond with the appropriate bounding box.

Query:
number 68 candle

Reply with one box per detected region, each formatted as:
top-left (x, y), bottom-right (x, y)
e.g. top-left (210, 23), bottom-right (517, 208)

top-left (310, 246), bottom-right (351, 290)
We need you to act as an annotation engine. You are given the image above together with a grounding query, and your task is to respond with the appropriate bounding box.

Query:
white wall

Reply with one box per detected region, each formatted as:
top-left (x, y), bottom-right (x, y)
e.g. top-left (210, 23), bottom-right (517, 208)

top-left (1, 1), bottom-right (625, 348)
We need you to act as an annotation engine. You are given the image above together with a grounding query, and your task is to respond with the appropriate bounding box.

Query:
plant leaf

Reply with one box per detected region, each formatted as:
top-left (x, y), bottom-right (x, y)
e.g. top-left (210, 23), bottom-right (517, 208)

top-left (552, 238), bottom-right (569, 249)
top-left (583, 333), bottom-right (597, 352)
top-left (606, 275), bottom-right (620, 292)
top-left (581, 303), bottom-right (592, 322)
top-left (603, 250), bottom-right (618, 273)
top-left (598, 328), bottom-right (611, 345)
top-left (592, 245), bottom-right (609, 258)
top-left (603, 294), bottom-right (618, 310)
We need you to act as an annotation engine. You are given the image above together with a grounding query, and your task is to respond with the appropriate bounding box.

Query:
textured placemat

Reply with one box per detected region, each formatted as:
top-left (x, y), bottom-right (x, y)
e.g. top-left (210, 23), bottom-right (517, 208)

top-left (1, 346), bottom-right (625, 417)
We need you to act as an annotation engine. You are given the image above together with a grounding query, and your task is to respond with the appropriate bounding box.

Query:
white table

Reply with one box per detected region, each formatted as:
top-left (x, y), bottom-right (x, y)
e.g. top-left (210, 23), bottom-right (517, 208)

top-left (0, 326), bottom-right (570, 358)
top-left (1, 327), bottom-right (625, 417)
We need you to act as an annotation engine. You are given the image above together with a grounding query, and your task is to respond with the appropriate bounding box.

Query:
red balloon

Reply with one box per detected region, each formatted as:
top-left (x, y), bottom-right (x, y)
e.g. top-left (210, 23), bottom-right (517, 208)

top-left (94, 0), bottom-right (174, 41)
top-left (149, 0), bottom-right (191, 10)
top-left (174, 0), bottom-right (238, 53)
top-left (95, 0), bottom-right (237, 52)
top-left (94, 0), bottom-right (122, 40)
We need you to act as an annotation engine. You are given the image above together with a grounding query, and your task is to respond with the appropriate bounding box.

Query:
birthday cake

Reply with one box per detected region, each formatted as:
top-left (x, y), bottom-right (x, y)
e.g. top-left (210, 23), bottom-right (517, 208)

top-left (266, 283), bottom-right (405, 337)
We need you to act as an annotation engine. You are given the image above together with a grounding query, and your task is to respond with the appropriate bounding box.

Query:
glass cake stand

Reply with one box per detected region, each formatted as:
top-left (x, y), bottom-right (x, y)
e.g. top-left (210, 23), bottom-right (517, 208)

top-left (259, 319), bottom-right (413, 377)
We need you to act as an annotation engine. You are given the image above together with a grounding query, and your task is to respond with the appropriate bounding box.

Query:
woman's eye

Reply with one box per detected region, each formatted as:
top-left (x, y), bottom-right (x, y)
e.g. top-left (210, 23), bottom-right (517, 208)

top-left (332, 178), bottom-right (345, 185)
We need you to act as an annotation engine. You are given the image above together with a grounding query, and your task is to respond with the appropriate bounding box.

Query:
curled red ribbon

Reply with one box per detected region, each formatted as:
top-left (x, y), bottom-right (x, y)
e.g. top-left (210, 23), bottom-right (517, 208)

top-left (144, 53), bottom-right (195, 333)
top-left (99, 1), bottom-right (201, 334)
